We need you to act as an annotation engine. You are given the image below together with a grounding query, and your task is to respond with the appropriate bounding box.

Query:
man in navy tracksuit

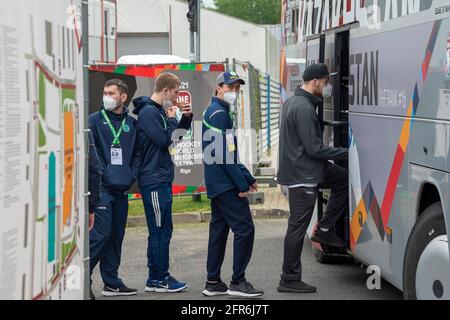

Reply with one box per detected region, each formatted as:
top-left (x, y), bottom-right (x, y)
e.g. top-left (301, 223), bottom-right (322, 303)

top-left (132, 73), bottom-right (192, 293)
top-left (201, 71), bottom-right (264, 298)
top-left (89, 79), bottom-right (140, 298)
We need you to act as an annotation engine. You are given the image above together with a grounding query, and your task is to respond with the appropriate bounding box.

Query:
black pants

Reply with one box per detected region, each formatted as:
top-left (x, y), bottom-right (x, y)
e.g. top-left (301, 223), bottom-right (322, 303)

top-left (207, 189), bottom-right (255, 283)
top-left (281, 162), bottom-right (348, 282)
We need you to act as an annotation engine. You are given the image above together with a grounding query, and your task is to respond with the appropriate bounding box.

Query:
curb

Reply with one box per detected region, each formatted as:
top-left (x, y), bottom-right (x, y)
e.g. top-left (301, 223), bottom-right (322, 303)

top-left (127, 209), bottom-right (289, 228)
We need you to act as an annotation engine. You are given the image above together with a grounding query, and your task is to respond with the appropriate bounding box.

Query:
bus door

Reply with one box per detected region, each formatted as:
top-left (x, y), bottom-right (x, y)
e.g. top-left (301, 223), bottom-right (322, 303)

top-left (329, 30), bottom-right (350, 246)
top-left (315, 29), bottom-right (351, 253)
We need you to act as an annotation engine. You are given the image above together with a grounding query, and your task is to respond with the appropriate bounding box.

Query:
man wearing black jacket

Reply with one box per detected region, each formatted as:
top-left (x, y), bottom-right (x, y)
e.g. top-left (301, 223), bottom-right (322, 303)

top-left (277, 63), bottom-right (348, 294)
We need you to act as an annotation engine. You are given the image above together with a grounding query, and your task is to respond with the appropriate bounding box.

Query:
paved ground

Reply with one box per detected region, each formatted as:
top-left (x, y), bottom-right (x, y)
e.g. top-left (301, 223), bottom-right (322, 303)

top-left (127, 187), bottom-right (290, 227)
top-left (92, 219), bottom-right (403, 300)
top-left (251, 187), bottom-right (289, 213)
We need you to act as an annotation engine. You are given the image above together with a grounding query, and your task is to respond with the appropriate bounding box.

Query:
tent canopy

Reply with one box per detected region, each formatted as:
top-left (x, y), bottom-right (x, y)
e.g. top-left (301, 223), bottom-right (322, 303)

top-left (117, 54), bottom-right (190, 65)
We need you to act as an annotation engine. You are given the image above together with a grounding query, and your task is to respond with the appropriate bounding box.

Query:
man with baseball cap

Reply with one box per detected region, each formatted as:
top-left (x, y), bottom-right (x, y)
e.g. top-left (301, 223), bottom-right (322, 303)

top-left (277, 63), bottom-right (349, 293)
top-left (201, 71), bottom-right (263, 298)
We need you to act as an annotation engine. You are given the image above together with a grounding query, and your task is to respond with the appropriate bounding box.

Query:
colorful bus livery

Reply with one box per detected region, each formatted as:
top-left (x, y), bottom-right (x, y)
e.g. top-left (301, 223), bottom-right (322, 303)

top-left (298, 0), bottom-right (435, 43)
top-left (297, 0), bottom-right (450, 299)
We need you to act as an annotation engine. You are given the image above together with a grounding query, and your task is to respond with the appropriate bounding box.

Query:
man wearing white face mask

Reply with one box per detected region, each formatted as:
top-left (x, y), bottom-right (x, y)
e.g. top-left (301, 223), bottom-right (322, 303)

top-left (277, 63), bottom-right (348, 294)
top-left (88, 79), bottom-right (140, 298)
top-left (201, 71), bottom-right (263, 298)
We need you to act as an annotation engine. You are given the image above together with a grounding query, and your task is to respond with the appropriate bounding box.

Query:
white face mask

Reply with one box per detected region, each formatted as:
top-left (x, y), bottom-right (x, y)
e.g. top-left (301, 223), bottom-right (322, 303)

top-left (322, 83), bottom-right (333, 99)
top-left (103, 95), bottom-right (119, 111)
top-left (223, 92), bottom-right (237, 106)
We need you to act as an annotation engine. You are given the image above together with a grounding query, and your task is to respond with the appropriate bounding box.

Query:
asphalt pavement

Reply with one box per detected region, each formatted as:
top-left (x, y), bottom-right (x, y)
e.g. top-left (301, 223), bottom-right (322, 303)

top-left (92, 219), bottom-right (403, 300)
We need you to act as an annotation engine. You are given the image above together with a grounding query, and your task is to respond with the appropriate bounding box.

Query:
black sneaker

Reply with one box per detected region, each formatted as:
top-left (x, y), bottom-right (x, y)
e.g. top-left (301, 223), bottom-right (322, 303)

top-left (227, 279), bottom-right (264, 298)
top-left (277, 280), bottom-right (317, 293)
top-left (311, 229), bottom-right (347, 248)
top-left (90, 288), bottom-right (96, 300)
top-left (202, 280), bottom-right (228, 297)
top-left (101, 285), bottom-right (138, 297)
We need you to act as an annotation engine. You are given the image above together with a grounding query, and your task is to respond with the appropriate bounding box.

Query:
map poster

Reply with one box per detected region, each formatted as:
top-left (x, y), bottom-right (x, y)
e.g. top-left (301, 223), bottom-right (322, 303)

top-left (0, 0), bottom-right (86, 300)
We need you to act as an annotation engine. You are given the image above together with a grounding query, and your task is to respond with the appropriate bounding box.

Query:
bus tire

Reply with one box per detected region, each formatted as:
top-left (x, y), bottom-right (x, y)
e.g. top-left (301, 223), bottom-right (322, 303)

top-left (403, 202), bottom-right (446, 300)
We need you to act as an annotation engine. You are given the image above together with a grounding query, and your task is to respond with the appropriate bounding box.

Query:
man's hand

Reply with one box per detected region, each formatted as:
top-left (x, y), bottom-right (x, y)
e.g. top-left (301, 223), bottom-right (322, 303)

top-left (239, 192), bottom-right (249, 198)
top-left (89, 213), bottom-right (95, 231)
top-left (249, 182), bottom-right (258, 193)
top-left (166, 106), bottom-right (177, 119)
top-left (179, 103), bottom-right (193, 117)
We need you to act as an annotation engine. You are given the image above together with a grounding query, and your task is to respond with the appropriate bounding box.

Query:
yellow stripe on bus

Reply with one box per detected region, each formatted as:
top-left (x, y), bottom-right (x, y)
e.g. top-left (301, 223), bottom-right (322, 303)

top-left (350, 198), bottom-right (368, 250)
top-left (399, 101), bottom-right (414, 152)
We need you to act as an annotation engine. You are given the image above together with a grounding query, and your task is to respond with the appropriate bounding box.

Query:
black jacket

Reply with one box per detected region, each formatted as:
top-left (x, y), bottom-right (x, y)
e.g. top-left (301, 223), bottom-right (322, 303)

top-left (277, 88), bottom-right (348, 185)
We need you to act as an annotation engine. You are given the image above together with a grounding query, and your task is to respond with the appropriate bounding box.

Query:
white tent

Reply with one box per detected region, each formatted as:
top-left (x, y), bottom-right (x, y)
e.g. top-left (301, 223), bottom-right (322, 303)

top-left (118, 0), bottom-right (169, 33)
top-left (117, 54), bottom-right (190, 65)
top-left (116, 0), bottom-right (280, 78)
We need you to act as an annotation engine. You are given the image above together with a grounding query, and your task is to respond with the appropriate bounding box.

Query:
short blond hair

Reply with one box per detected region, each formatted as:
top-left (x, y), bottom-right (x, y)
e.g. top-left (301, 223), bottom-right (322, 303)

top-left (155, 72), bottom-right (181, 93)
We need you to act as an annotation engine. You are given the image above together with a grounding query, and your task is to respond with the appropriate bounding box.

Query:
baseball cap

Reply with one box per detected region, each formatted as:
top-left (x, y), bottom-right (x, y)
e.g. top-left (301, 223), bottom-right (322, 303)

top-left (302, 63), bottom-right (337, 81)
top-left (216, 71), bottom-right (246, 86)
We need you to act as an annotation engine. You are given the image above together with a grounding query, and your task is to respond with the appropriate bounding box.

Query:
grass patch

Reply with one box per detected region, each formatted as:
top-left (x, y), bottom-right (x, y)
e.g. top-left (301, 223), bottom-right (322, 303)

top-left (128, 195), bottom-right (211, 217)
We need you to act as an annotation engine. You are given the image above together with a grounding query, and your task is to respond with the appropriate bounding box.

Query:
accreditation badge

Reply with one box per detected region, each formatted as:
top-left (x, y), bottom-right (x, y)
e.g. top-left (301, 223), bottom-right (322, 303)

top-left (226, 133), bottom-right (236, 152)
top-left (111, 148), bottom-right (123, 166)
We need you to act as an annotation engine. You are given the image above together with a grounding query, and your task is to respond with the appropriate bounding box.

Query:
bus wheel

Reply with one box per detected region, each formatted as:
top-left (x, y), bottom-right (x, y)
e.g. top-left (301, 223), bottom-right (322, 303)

top-left (403, 202), bottom-right (449, 300)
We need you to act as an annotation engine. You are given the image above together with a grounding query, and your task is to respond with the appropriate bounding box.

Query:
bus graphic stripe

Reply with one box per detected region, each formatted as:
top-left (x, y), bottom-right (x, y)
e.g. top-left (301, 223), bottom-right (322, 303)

top-left (380, 145), bottom-right (405, 227)
top-left (380, 21), bottom-right (441, 228)
top-left (412, 84), bottom-right (420, 115)
top-left (427, 20), bottom-right (442, 53)
top-left (399, 102), bottom-right (413, 152)
top-left (423, 20), bottom-right (442, 81)
top-left (422, 52), bottom-right (432, 81)
top-left (351, 20), bottom-right (442, 249)
top-left (350, 198), bottom-right (367, 250)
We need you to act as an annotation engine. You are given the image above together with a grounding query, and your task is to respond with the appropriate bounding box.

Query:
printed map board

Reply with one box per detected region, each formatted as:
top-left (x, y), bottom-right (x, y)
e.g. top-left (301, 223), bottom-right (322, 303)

top-left (0, 0), bottom-right (86, 300)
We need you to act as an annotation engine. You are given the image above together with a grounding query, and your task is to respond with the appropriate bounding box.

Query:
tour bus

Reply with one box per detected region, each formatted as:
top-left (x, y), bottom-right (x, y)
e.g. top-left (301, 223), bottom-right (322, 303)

top-left (291, 0), bottom-right (450, 299)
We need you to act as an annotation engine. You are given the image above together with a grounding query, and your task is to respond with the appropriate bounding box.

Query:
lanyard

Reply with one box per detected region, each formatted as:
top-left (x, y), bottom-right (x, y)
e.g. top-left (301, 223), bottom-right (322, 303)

top-left (202, 110), bottom-right (235, 134)
top-left (160, 113), bottom-right (167, 130)
top-left (102, 110), bottom-right (126, 146)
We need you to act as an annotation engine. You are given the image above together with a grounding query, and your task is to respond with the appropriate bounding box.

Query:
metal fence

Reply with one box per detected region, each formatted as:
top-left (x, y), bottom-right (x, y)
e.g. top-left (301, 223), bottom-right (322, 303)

top-left (258, 72), bottom-right (281, 158)
top-left (235, 60), bottom-right (281, 165)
